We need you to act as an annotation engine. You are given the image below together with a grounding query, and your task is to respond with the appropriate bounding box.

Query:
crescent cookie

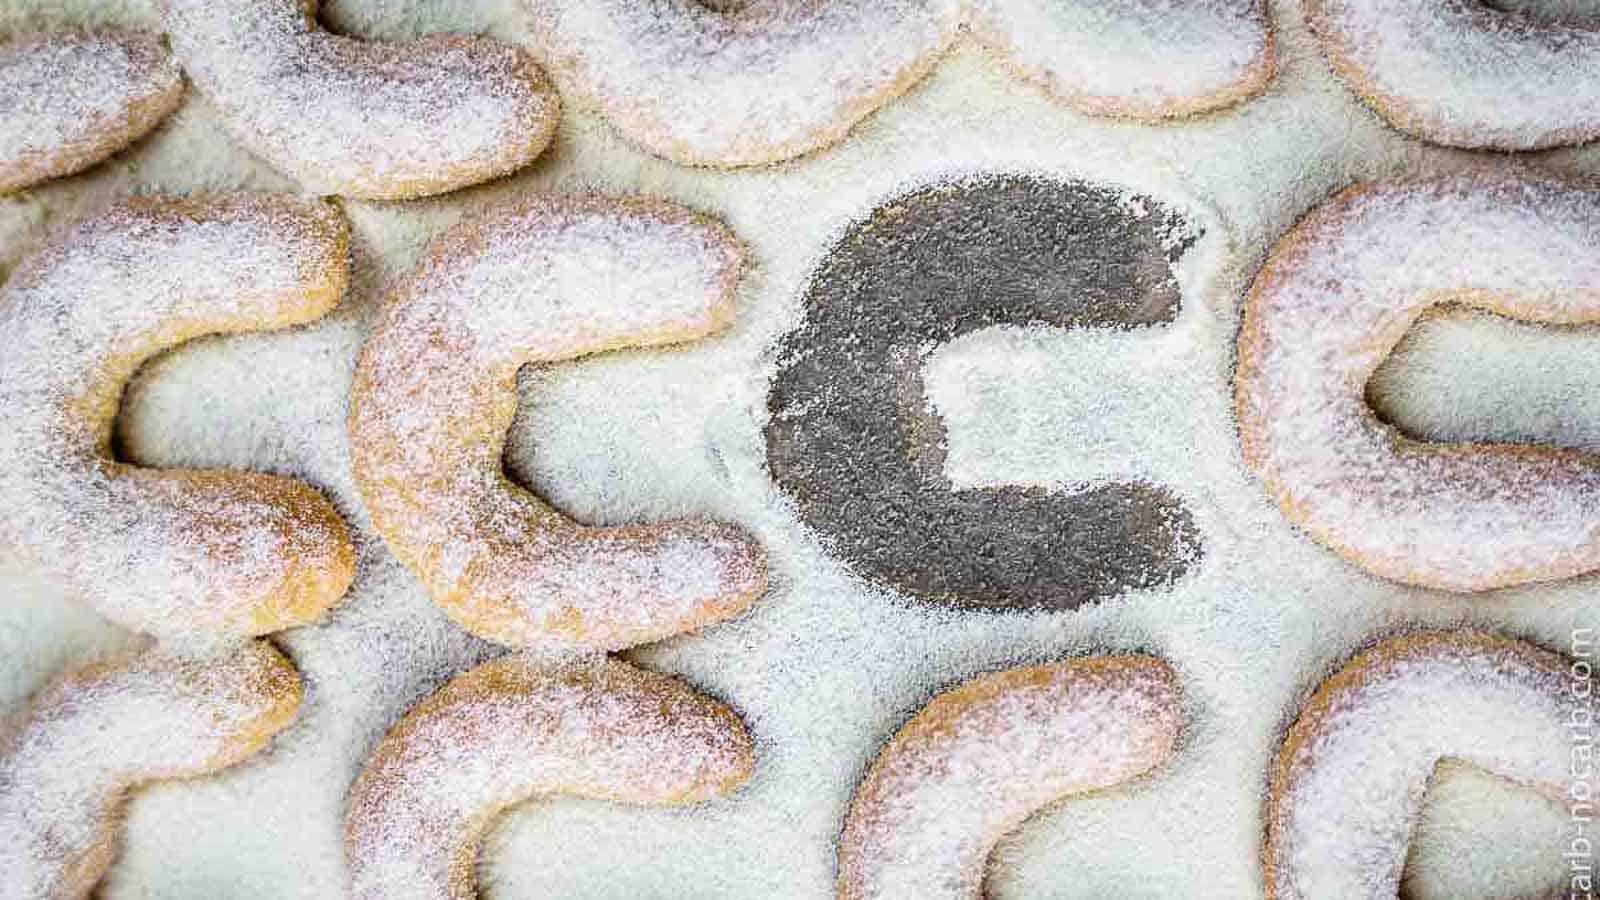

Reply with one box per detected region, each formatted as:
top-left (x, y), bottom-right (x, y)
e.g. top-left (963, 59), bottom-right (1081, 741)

top-left (520, 0), bottom-right (966, 167)
top-left (344, 654), bottom-right (754, 900)
top-left (1305, 0), bottom-right (1600, 150)
top-left (0, 641), bottom-right (302, 900)
top-left (0, 31), bottom-right (183, 193)
top-left (968, 0), bottom-right (1275, 119)
top-left (161, 0), bottom-right (561, 200)
top-left (1266, 630), bottom-right (1578, 899)
top-left (349, 194), bottom-right (766, 651)
top-left (838, 657), bottom-right (1183, 899)
top-left (1236, 173), bottom-right (1600, 592)
top-left (0, 194), bottom-right (357, 642)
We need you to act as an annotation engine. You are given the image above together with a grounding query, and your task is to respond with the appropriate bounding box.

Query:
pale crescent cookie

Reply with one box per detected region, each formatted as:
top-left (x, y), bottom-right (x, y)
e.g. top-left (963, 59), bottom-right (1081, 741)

top-left (968, 0), bottom-right (1275, 119)
top-left (1236, 173), bottom-right (1600, 591)
top-left (1266, 630), bottom-right (1577, 899)
top-left (0, 640), bottom-right (303, 900)
top-left (521, 0), bottom-right (1275, 167)
top-left (838, 656), bottom-right (1183, 899)
top-left (0, 194), bottom-right (357, 642)
top-left (519, 0), bottom-right (966, 167)
top-left (1305, 0), bottom-right (1600, 150)
top-left (349, 195), bottom-right (766, 651)
top-left (0, 31), bottom-right (183, 193)
top-left (161, 0), bottom-right (561, 200)
top-left (344, 654), bottom-right (754, 900)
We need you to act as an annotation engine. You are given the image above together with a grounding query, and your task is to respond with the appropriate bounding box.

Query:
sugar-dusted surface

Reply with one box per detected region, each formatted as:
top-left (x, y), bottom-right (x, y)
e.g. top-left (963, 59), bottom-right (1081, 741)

top-left (1236, 174), bottom-right (1600, 591)
top-left (0, 194), bottom-right (356, 644)
top-left (349, 195), bottom-right (767, 651)
top-left (969, 0), bottom-right (1274, 119)
top-left (162, 0), bottom-right (560, 200)
top-left (0, 30), bottom-right (181, 193)
top-left (1306, 0), bottom-right (1600, 150)
top-left (520, 0), bottom-right (965, 167)
top-left (838, 657), bottom-right (1182, 899)
top-left (1266, 631), bottom-right (1577, 900)
top-left (523, 0), bottom-right (1273, 168)
top-left (0, 0), bottom-right (1597, 897)
top-left (345, 654), bottom-right (753, 900)
top-left (0, 640), bottom-right (301, 900)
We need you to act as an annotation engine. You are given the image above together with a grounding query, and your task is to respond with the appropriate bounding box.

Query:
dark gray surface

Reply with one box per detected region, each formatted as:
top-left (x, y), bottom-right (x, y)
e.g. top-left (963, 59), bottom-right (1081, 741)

top-left (765, 173), bottom-right (1202, 611)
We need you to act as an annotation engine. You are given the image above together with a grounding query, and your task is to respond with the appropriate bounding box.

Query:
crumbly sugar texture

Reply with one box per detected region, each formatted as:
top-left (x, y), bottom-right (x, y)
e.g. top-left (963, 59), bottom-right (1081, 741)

top-left (521, 0), bottom-right (1275, 167)
top-left (1, 0), bottom-right (1598, 897)
top-left (1266, 631), bottom-right (1579, 900)
top-left (0, 31), bottom-right (182, 193)
top-left (349, 195), bottom-right (767, 651)
top-left (1306, 0), bottom-right (1600, 150)
top-left (968, 0), bottom-right (1274, 118)
top-left (0, 194), bottom-right (357, 644)
top-left (1236, 173), bottom-right (1600, 591)
top-left (0, 641), bottom-right (302, 900)
top-left (520, 0), bottom-right (966, 167)
top-left (838, 657), bottom-right (1183, 899)
top-left (162, 0), bottom-right (561, 199)
top-left (345, 654), bottom-right (753, 900)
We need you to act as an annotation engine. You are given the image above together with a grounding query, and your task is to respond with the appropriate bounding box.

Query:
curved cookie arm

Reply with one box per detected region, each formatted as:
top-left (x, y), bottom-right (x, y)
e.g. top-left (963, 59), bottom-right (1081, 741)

top-left (0, 641), bottom-right (303, 900)
top-left (161, 0), bottom-right (560, 200)
top-left (1266, 631), bottom-right (1576, 900)
top-left (0, 31), bottom-right (183, 193)
top-left (1236, 174), bottom-right (1600, 591)
top-left (520, 0), bottom-right (964, 167)
top-left (838, 657), bottom-right (1183, 899)
top-left (969, 0), bottom-right (1274, 119)
top-left (349, 195), bottom-right (766, 651)
top-left (1306, 0), bottom-right (1600, 151)
top-left (0, 194), bottom-right (356, 641)
top-left (344, 655), bottom-right (754, 900)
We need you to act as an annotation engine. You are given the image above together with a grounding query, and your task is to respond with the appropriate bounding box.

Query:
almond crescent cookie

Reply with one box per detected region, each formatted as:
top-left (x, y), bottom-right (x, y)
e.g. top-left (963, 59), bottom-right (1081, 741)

top-left (1237, 173), bottom-right (1600, 591)
top-left (838, 656), bottom-right (1183, 899)
top-left (0, 194), bottom-right (357, 641)
top-left (1266, 630), bottom-right (1578, 899)
top-left (349, 194), bottom-right (765, 651)
top-left (0, 31), bottom-right (182, 193)
top-left (345, 654), bottom-right (753, 900)
top-left (0, 641), bottom-right (302, 900)
top-left (162, 0), bottom-right (561, 199)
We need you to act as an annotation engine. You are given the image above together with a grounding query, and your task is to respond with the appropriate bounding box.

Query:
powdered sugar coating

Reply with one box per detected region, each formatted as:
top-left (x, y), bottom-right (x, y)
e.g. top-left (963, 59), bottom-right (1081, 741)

top-left (345, 654), bottom-right (753, 900)
top-left (0, 640), bottom-right (302, 900)
top-left (1265, 631), bottom-right (1575, 900)
top-left (162, 0), bottom-right (560, 200)
top-left (0, 194), bottom-right (357, 643)
top-left (1306, 0), bottom-right (1600, 150)
top-left (349, 194), bottom-right (767, 651)
top-left (521, 0), bottom-right (965, 167)
top-left (0, 31), bottom-right (182, 193)
top-left (837, 657), bottom-right (1183, 899)
top-left (969, 0), bottom-right (1274, 119)
top-left (1236, 173), bottom-right (1600, 591)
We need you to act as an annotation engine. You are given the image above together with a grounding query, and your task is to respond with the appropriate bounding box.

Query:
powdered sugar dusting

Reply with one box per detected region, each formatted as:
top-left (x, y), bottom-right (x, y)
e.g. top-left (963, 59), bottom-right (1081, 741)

top-left (521, 0), bottom-right (965, 167)
top-left (1307, 0), bottom-right (1600, 149)
top-left (968, 0), bottom-right (1274, 119)
top-left (0, 640), bottom-right (301, 899)
top-left (838, 657), bottom-right (1183, 899)
top-left (350, 195), bottom-right (767, 651)
top-left (162, 0), bottom-right (560, 200)
top-left (344, 654), bottom-right (752, 900)
top-left (1267, 631), bottom-right (1576, 900)
top-left (0, 194), bottom-right (357, 644)
top-left (1236, 173), bottom-right (1600, 591)
top-left (0, 31), bottom-right (182, 192)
